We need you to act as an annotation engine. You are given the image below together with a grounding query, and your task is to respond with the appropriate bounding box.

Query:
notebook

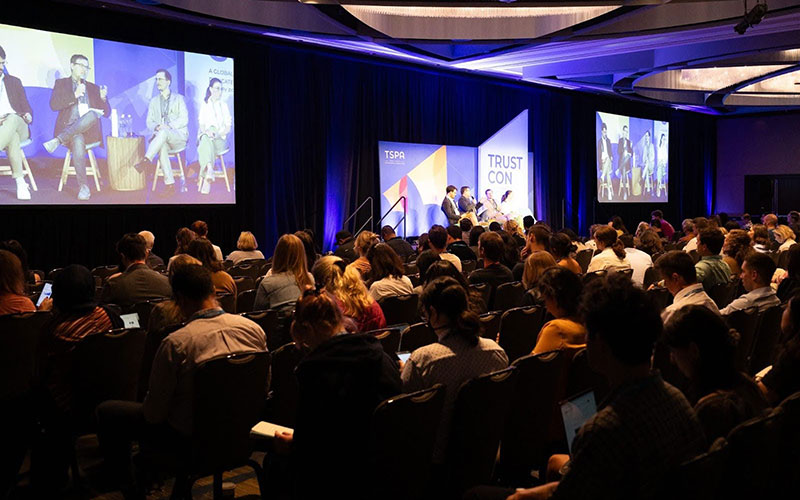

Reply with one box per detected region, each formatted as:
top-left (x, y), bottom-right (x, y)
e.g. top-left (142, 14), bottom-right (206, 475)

top-left (251, 421), bottom-right (294, 440)
top-left (560, 390), bottom-right (597, 454)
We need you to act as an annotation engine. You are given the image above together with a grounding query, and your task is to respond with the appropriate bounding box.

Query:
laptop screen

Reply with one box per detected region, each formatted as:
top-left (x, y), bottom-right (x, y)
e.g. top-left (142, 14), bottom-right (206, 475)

top-left (560, 390), bottom-right (597, 454)
top-left (120, 312), bottom-right (140, 329)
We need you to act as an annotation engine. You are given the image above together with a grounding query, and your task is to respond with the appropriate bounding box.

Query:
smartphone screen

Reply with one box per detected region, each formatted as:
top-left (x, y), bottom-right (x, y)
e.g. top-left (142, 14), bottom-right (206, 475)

top-left (398, 351), bottom-right (411, 363)
top-left (36, 282), bottom-right (53, 307)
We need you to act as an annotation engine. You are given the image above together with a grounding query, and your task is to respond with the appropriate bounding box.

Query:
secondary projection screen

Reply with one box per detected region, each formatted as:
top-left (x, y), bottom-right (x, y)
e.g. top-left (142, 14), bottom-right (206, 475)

top-left (596, 112), bottom-right (668, 203)
top-left (0, 22), bottom-right (235, 205)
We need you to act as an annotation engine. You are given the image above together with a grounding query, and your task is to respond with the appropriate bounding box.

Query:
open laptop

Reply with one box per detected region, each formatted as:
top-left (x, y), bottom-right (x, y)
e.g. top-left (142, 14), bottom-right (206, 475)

top-left (560, 390), bottom-right (597, 454)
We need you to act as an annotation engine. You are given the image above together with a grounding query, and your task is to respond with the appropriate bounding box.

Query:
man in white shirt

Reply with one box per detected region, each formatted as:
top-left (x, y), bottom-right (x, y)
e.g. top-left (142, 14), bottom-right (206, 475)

top-left (655, 250), bottom-right (719, 325)
top-left (428, 224), bottom-right (462, 272)
top-left (620, 233), bottom-right (652, 287)
top-left (720, 252), bottom-right (781, 315)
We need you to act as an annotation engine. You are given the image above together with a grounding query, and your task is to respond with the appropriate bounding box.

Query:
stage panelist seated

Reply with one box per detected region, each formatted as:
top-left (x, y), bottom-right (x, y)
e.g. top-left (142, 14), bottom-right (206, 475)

top-left (478, 188), bottom-right (503, 222)
top-left (44, 53), bottom-right (110, 201)
top-left (0, 45), bottom-right (34, 200)
top-left (134, 69), bottom-right (189, 194)
top-left (441, 184), bottom-right (461, 226)
top-left (457, 186), bottom-right (479, 226)
top-left (197, 78), bottom-right (231, 195)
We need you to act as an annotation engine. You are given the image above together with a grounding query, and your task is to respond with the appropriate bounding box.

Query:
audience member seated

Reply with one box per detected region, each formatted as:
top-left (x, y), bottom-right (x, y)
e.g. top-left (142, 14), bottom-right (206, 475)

top-left (422, 260), bottom-right (486, 315)
top-left (586, 226), bottom-right (631, 273)
top-left (275, 290), bottom-right (401, 498)
top-left (549, 233), bottom-right (581, 275)
top-left (636, 229), bottom-right (663, 257)
top-left (722, 229), bottom-right (752, 277)
top-left (762, 213), bottom-right (779, 245)
top-left (468, 232), bottom-right (514, 300)
top-left (411, 249), bottom-right (441, 295)
top-left (347, 231), bottom-right (379, 279)
top-left (521, 251), bottom-right (556, 306)
top-left (254, 234), bottom-right (314, 311)
top-left (401, 277), bottom-right (508, 463)
top-left (333, 230), bottom-right (357, 263)
top-left (429, 224), bottom-right (462, 272)
top-left (683, 217), bottom-right (708, 253)
top-left (294, 230), bottom-right (318, 274)
top-left (774, 224), bottom-right (797, 252)
top-left (664, 306), bottom-right (767, 442)
top-left (100, 234), bottom-right (171, 308)
top-left (532, 267), bottom-right (586, 354)
top-left (720, 252), bottom-right (780, 315)
top-left (499, 232), bottom-right (521, 272)
top-left (694, 228), bottom-right (731, 292)
top-left (656, 251), bottom-right (719, 325)
top-left (503, 274), bottom-right (705, 500)
top-left (460, 218), bottom-right (474, 243)
top-left (226, 231), bottom-right (265, 264)
top-left (96, 265), bottom-right (267, 489)
top-left (759, 293), bottom-right (800, 405)
top-left (147, 255), bottom-right (201, 334)
top-left (446, 224), bottom-right (477, 262)
top-left (651, 209), bottom-right (675, 240)
top-left (417, 232), bottom-right (431, 254)
top-left (519, 224), bottom-right (550, 263)
top-left (168, 227), bottom-right (197, 270)
top-left (620, 233), bottom-right (652, 287)
top-left (0, 239), bottom-right (40, 286)
top-left (367, 243), bottom-right (413, 302)
top-left (380, 225), bottom-right (414, 262)
top-left (189, 220), bottom-right (223, 261)
top-left (188, 238), bottom-right (236, 299)
top-left (0, 249), bottom-right (36, 314)
top-left (504, 219), bottom-right (526, 249)
top-left (138, 230), bottom-right (164, 269)
top-left (750, 224), bottom-right (771, 253)
top-left (608, 215), bottom-right (629, 236)
top-left (777, 244), bottom-right (800, 302)
top-left (312, 256), bottom-right (385, 332)
top-left (468, 225), bottom-right (486, 250)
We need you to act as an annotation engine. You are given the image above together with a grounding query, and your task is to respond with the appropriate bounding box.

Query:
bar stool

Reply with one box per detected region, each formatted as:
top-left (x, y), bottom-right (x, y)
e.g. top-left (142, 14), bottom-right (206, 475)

top-left (0, 138), bottom-right (38, 191)
top-left (198, 148), bottom-right (231, 192)
top-left (58, 141), bottom-right (102, 192)
top-left (151, 146), bottom-right (186, 191)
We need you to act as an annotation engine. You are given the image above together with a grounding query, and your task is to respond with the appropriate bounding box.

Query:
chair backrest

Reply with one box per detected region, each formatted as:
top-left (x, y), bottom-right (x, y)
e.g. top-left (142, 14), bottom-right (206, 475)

top-left (223, 260), bottom-right (234, 270)
top-left (777, 250), bottom-right (791, 271)
top-left (614, 268), bottom-right (634, 279)
top-left (724, 307), bottom-right (760, 372)
top-left (133, 298), bottom-right (167, 332)
top-left (370, 385), bottom-right (446, 499)
top-left (447, 367), bottom-right (517, 494)
top-left (707, 279), bottom-right (740, 310)
top-left (663, 439), bottom-right (730, 500)
top-left (689, 249), bottom-right (700, 263)
top-left (469, 282), bottom-right (491, 312)
top-left (581, 269), bottom-right (607, 286)
top-left (139, 322), bottom-right (184, 401)
top-left (723, 408), bottom-right (784, 498)
top-left (479, 311), bottom-right (502, 342)
top-left (48, 267), bottom-right (64, 280)
top-left (72, 328), bottom-right (146, 427)
top-left (216, 293), bottom-right (236, 314)
top-left (565, 347), bottom-right (610, 404)
top-left (777, 391), bottom-right (800, 493)
top-left (646, 286), bottom-right (673, 311)
top-left (575, 249), bottom-right (593, 274)
top-left (192, 351), bottom-right (269, 473)
top-left (643, 266), bottom-right (659, 289)
top-left (238, 258), bottom-right (268, 274)
top-left (91, 265), bottom-right (120, 283)
top-left (228, 263), bottom-right (260, 280)
top-left (399, 322), bottom-right (438, 352)
top-left (245, 308), bottom-right (292, 351)
top-left (236, 289), bottom-right (257, 314)
top-left (366, 327), bottom-right (403, 355)
top-left (462, 260), bottom-right (477, 274)
top-left (0, 312), bottom-right (51, 400)
top-left (378, 293), bottom-right (420, 326)
top-left (269, 342), bottom-right (305, 427)
top-left (403, 262), bottom-right (419, 276)
top-left (749, 304), bottom-right (784, 375)
top-left (407, 273), bottom-right (421, 287)
top-left (493, 281), bottom-right (525, 312)
top-left (498, 306), bottom-right (546, 363)
top-left (498, 351), bottom-right (570, 483)
top-left (233, 276), bottom-right (255, 292)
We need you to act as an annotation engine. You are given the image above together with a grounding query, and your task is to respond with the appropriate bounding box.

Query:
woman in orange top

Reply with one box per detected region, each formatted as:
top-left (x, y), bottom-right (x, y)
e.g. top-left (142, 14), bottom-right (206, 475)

top-left (0, 249), bottom-right (36, 315)
top-left (532, 266), bottom-right (587, 354)
top-left (549, 233), bottom-right (582, 275)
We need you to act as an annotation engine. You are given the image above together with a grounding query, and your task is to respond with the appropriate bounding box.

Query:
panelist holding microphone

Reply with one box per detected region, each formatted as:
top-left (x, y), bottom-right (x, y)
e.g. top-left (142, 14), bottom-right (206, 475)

top-left (44, 54), bottom-right (110, 201)
top-left (0, 45), bottom-right (34, 200)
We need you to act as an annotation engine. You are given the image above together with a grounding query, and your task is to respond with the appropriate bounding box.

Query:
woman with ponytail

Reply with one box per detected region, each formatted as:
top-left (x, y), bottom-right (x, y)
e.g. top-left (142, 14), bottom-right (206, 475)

top-left (401, 276), bottom-right (508, 463)
top-left (587, 225), bottom-right (632, 273)
top-left (549, 232), bottom-right (581, 274)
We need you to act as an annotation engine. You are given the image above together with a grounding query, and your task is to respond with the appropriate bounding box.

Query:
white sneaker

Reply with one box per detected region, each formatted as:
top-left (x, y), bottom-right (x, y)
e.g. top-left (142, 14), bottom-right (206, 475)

top-left (16, 179), bottom-right (31, 200)
top-left (200, 177), bottom-right (212, 195)
top-left (43, 138), bottom-right (60, 154)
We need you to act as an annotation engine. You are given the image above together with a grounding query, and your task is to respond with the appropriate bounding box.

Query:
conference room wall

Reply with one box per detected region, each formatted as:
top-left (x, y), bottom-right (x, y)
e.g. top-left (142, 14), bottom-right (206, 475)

top-left (1, 2), bottom-right (716, 272)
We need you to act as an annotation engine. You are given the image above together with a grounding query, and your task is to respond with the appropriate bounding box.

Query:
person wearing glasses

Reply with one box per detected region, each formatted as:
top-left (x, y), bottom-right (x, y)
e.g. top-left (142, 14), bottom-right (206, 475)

top-left (44, 54), bottom-right (109, 201)
top-left (196, 78), bottom-right (231, 195)
top-left (0, 45), bottom-right (34, 200)
top-left (134, 68), bottom-right (188, 194)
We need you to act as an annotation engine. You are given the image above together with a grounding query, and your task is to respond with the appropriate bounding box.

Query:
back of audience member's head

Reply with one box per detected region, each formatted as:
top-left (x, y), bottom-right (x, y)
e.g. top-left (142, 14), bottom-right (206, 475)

top-left (478, 231), bottom-right (504, 263)
top-left (751, 224), bottom-right (770, 246)
top-left (421, 276), bottom-right (480, 346)
top-left (294, 230), bottom-right (317, 271)
top-left (417, 233), bottom-right (430, 253)
top-left (0, 249), bottom-right (26, 295)
top-left (138, 230), bottom-right (156, 251)
top-left (171, 264), bottom-right (215, 306)
top-left (428, 225), bottom-right (448, 251)
top-left (168, 254), bottom-right (202, 280)
top-left (528, 225), bottom-right (552, 252)
top-left (635, 221), bottom-right (651, 239)
top-left (637, 230), bottom-right (663, 256)
top-left (0, 240), bottom-right (29, 280)
top-left (446, 225), bottom-right (462, 242)
top-left (292, 290), bottom-right (344, 350)
top-left (489, 221), bottom-right (502, 232)
top-left (724, 229), bottom-right (752, 258)
top-left (698, 228), bottom-right (725, 255)
top-left (655, 251), bottom-right (696, 285)
top-left (619, 233), bottom-right (635, 249)
top-left (424, 260), bottom-right (463, 286)
top-left (774, 225), bottom-right (795, 244)
top-left (594, 225), bottom-right (626, 259)
top-left (523, 215), bottom-right (535, 232)
top-left (117, 233), bottom-right (147, 263)
top-left (367, 243), bottom-right (404, 281)
top-left (273, 234), bottom-right (312, 289)
top-left (664, 306), bottom-right (738, 382)
top-left (335, 230), bottom-right (353, 245)
top-left (522, 252), bottom-right (557, 290)
top-left (52, 264), bottom-right (96, 314)
top-left (538, 266), bottom-right (583, 318)
top-left (504, 219), bottom-right (522, 237)
top-left (559, 228), bottom-right (580, 243)
top-left (682, 219), bottom-right (695, 235)
top-left (742, 213), bottom-right (751, 222)
top-left (415, 250), bottom-right (439, 280)
top-left (355, 231), bottom-right (379, 257)
top-left (580, 273), bottom-right (662, 367)
top-left (187, 238), bottom-right (223, 272)
top-left (380, 225), bottom-right (395, 241)
top-left (763, 213), bottom-right (778, 228)
top-left (468, 226), bottom-right (485, 247)
top-left (459, 218), bottom-right (473, 234)
top-left (190, 220), bottom-right (210, 238)
top-left (312, 256), bottom-right (345, 293)
top-left (651, 209), bottom-right (664, 220)
top-left (175, 227), bottom-right (197, 255)
top-left (549, 233), bottom-right (577, 261)
top-left (693, 217), bottom-right (709, 234)
top-left (609, 216), bottom-right (628, 234)
top-left (724, 221), bottom-right (741, 233)
top-left (743, 252), bottom-right (775, 287)
top-left (237, 231), bottom-right (258, 251)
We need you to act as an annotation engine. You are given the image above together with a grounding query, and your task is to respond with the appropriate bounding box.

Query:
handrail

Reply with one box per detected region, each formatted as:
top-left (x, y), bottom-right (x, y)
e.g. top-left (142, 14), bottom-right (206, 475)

top-left (377, 196), bottom-right (407, 239)
top-left (343, 196), bottom-right (373, 235)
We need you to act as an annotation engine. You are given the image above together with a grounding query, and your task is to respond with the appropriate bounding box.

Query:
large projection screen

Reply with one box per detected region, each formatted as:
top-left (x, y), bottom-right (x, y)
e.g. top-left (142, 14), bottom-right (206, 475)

top-left (596, 111), bottom-right (668, 203)
top-left (0, 22), bottom-right (235, 205)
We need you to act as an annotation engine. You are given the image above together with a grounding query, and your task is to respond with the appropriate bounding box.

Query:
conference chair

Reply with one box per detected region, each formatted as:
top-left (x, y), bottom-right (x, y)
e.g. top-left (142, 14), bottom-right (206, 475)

top-left (615, 268), bottom-right (634, 280)
top-left (216, 292), bottom-right (236, 314)
top-left (403, 262), bottom-right (419, 276)
top-left (498, 306), bottom-right (546, 363)
top-left (139, 323), bottom-right (184, 401)
top-left (661, 439), bottom-right (730, 500)
top-left (233, 276), bottom-right (255, 293)
top-left (469, 282), bottom-right (491, 312)
top-left (245, 308), bottom-right (293, 351)
top-left (196, 148), bottom-right (232, 193)
top-left (238, 258), bottom-right (268, 275)
top-left (228, 263), bottom-right (261, 281)
top-left (724, 307), bottom-right (760, 372)
top-left (646, 286), bottom-right (673, 311)
top-left (48, 267), bottom-right (64, 281)
top-left (643, 266), bottom-right (659, 289)
top-left (565, 347), bottom-right (609, 404)
top-left (399, 322), bottom-right (437, 352)
top-left (493, 281), bottom-right (525, 311)
top-left (777, 392), bottom-right (800, 493)
top-left (132, 298), bottom-right (168, 333)
top-left (575, 249), bottom-right (593, 274)
top-left (749, 304), bottom-right (784, 375)
top-left (707, 279), bottom-right (740, 310)
top-left (446, 367), bottom-right (517, 496)
top-left (151, 146), bottom-right (186, 191)
top-left (462, 260), bottom-right (477, 274)
top-left (777, 250), bottom-right (791, 271)
top-left (223, 260), bottom-right (234, 270)
top-left (479, 311), bottom-right (502, 342)
top-left (171, 352), bottom-right (268, 499)
top-left (236, 289), bottom-right (257, 314)
top-left (267, 342), bottom-right (305, 427)
top-left (91, 265), bottom-right (119, 283)
top-left (652, 339), bottom-right (689, 393)
top-left (581, 269), bottom-right (607, 286)
top-left (58, 141), bottom-right (102, 192)
top-left (0, 138), bottom-right (37, 191)
top-left (407, 273), bottom-right (421, 287)
top-left (370, 385), bottom-right (446, 499)
top-left (378, 293), bottom-right (419, 326)
top-left (364, 327), bottom-right (403, 355)
top-left (722, 408), bottom-right (784, 499)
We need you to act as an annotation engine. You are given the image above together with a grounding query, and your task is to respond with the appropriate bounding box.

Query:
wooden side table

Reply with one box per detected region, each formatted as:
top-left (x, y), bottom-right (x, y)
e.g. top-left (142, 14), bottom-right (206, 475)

top-left (107, 136), bottom-right (145, 191)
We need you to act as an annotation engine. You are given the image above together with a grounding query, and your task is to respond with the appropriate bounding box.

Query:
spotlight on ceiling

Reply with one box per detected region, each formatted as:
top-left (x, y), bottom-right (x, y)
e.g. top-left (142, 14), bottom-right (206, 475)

top-left (734, 1), bottom-right (768, 34)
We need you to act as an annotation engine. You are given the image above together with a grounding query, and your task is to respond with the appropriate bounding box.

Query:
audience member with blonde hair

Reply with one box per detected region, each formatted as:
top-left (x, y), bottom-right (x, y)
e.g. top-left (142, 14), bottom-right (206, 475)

top-left (312, 256), bottom-right (386, 332)
top-left (226, 231), bottom-right (265, 264)
top-left (521, 251), bottom-right (557, 306)
top-left (0, 249), bottom-right (36, 315)
top-left (254, 234), bottom-right (314, 310)
top-left (348, 231), bottom-right (378, 279)
top-left (774, 224), bottom-right (797, 252)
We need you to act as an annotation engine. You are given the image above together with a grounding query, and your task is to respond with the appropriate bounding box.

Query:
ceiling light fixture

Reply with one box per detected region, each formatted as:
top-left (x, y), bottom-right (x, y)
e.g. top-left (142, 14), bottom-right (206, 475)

top-left (734, 0), bottom-right (768, 35)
